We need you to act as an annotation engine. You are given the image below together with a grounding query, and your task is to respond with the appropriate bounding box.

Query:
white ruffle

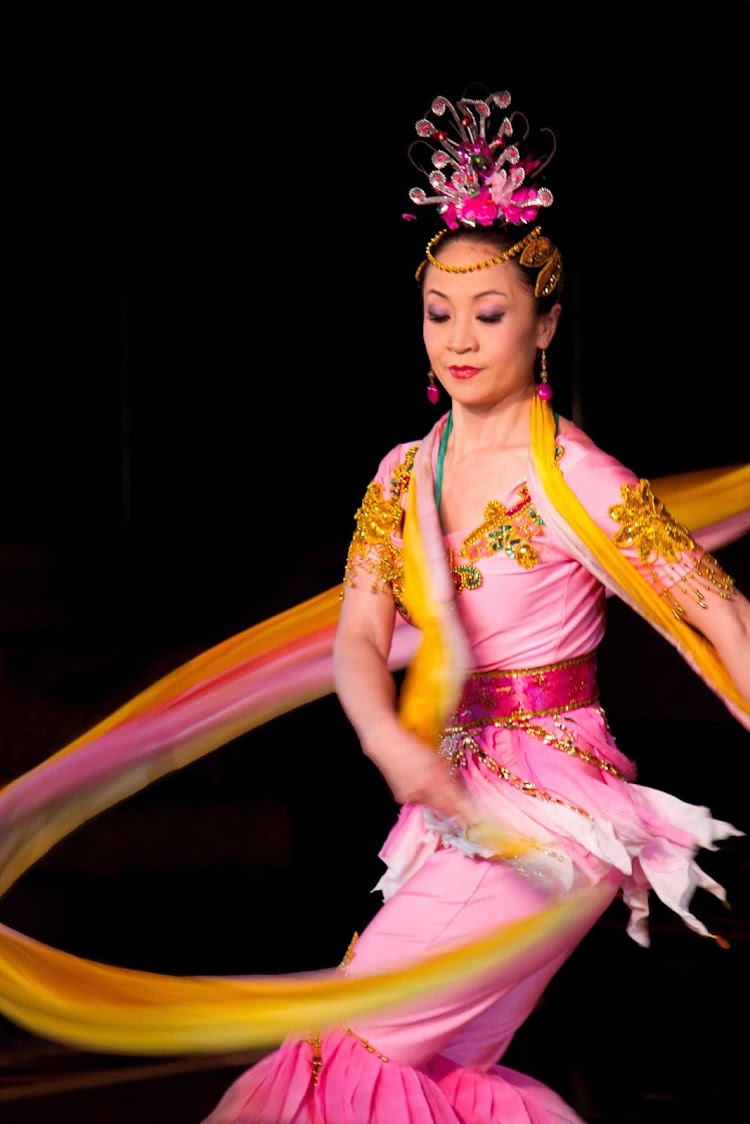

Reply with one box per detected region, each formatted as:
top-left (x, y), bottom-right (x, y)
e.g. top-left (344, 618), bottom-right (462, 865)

top-left (373, 769), bottom-right (744, 949)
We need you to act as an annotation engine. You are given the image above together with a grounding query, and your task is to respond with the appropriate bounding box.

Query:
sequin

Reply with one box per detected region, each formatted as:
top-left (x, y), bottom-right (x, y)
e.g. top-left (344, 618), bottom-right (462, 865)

top-left (461, 487), bottom-right (545, 571)
top-left (342, 446), bottom-right (417, 614)
top-left (609, 479), bottom-right (736, 617)
top-left (609, 479), bottom-right (695, 563)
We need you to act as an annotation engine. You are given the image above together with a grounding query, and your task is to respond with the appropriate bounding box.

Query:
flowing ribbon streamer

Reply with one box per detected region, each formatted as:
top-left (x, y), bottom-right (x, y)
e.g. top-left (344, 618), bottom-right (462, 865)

top-left (0, 881), bottom-right (613, 1055)
top-left (529, 399), bottom-right (750, 729)
top-left (398, 433), bottom-right (471, 746)
top-left (0, 449), bottom-right (747, 1055)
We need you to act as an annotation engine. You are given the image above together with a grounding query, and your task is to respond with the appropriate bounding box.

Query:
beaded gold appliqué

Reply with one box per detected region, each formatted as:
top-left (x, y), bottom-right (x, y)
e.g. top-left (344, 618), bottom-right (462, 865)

top-left (450, 485), bottom-right (545, 592)
top-left (342, 445), bottom-right (417, 613)
top-left (308, 930), bottom-right (367, 1086)
top-left (609, 479), bottom-right (695, 563)
top-left (343, 448), bottom-right (556, 607)
top-left (340, 935), bottom-right (390, 1061)
top-left (609, 479), bottom-right (735, 618)
top-left (337, 932), bottom-right (389, 1063)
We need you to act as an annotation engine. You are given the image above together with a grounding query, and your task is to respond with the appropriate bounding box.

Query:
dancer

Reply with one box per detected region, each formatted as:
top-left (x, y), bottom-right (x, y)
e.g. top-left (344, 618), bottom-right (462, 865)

top-left (0, 84), bottom-right (748, 1124)
top-left (200, 86), bottom-right (750, 1122)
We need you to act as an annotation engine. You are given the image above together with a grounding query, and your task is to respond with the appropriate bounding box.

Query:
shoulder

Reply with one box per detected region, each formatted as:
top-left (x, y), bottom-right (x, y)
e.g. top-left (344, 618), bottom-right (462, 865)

top-left (370, 439), bottom-right (422, 490)
top-left (552, 419), bottom-right (640, 518)
top-left (369, 412), bottom-right (452, 489)
top-left (556, 418), bottom-right (632, 474)
top-left (556, 419), bottom-right (639, 486)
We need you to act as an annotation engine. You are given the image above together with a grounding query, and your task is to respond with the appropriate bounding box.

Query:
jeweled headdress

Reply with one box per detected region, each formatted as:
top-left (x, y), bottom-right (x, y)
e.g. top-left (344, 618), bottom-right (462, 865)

top-left (408, 90), bottom-right (562, 296)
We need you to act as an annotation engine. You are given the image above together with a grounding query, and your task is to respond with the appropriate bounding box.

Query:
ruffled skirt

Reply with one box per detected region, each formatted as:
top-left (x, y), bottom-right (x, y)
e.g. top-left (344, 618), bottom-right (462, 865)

top-left (201, 705), bottom-right (742, 1123)
top-left (203, 1028), bottom-right (589, 1123)
top-left (387, 703), bottom-right (742, 947)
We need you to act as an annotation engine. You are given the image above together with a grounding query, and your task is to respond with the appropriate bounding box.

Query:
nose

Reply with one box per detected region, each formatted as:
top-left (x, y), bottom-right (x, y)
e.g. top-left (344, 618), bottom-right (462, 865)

top-left (448, 315), bottom-right (477, 353)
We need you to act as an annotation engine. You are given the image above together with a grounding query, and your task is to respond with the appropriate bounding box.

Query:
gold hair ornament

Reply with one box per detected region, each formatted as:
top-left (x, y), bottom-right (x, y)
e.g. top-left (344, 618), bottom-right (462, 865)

top-left (416, 225), bottom-right (563, 298)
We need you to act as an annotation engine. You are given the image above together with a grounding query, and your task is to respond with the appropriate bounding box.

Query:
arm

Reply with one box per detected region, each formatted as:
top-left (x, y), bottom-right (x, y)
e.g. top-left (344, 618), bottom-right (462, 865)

top-left (333, 578), bottom-right (475, 821)
top-left (670, 567), bottom-right (750, 707)
top-left (559, 435), bottom-right (750, 715)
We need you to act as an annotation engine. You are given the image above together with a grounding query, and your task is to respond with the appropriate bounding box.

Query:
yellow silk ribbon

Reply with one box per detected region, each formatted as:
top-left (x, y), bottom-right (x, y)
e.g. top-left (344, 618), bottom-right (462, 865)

top-left (0, 408), bottom-right (747, 1056)
top-left (0, 882), bottom-right (612, 1055)
top-left (398, 435), bottom-right (470, 747)
top-left (529, 396), bottom-right (750, 726)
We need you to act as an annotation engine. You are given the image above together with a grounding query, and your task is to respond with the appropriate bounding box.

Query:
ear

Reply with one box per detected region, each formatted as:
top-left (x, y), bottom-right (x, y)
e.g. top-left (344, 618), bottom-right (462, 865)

top-left (536, 302), bottom-right (562, 349)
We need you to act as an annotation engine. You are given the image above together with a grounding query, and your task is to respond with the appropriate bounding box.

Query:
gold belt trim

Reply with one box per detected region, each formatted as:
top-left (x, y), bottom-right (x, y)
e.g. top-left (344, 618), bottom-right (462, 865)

top-left (446, 652), bottom-right (600, 727)
top-left (437, 653), bottom-right (624, 815)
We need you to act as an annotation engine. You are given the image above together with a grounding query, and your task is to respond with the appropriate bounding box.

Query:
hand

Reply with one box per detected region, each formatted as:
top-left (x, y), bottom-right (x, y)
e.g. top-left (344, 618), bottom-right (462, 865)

top-left (364, 725), bottom-right (476, 823)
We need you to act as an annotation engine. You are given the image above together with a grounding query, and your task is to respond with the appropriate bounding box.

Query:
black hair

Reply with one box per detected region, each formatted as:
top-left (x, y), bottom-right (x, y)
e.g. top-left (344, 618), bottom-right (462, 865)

top-left (419, 224), bottom-right (563, 314)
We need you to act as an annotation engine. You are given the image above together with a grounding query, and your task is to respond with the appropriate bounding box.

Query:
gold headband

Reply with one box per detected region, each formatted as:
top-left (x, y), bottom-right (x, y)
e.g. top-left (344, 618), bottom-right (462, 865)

top-left (415, 225), bottom-right (562, 298)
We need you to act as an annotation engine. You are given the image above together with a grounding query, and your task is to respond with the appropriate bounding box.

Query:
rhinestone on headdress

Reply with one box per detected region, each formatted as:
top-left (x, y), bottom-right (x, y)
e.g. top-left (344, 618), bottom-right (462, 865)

top-left (408, 91), bottom-right (554, 230)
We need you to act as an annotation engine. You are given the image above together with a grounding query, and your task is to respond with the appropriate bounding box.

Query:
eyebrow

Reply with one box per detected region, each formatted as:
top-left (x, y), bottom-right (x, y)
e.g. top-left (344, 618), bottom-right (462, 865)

top-left (426, 287), bottom-right (508, 300)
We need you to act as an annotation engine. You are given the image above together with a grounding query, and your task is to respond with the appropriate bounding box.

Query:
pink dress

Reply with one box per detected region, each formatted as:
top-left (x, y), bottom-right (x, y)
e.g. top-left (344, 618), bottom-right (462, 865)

top-left (201, 418), bottom-right (743, 1123)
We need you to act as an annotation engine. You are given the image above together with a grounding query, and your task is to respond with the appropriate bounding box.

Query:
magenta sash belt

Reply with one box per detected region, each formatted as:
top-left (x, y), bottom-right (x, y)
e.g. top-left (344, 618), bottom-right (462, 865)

top-left (447, 651), bottom-right (599, 729)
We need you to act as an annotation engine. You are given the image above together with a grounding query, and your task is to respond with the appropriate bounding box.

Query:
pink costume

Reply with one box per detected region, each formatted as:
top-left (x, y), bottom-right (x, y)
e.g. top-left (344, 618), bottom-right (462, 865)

top-left (202, 415), bottom-right (744, 1124)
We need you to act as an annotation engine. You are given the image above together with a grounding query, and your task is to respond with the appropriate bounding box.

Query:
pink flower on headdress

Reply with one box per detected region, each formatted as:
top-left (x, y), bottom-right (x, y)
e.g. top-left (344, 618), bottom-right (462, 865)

top-left (501, 187), bottom-right (542, 224)
top-left (502, 203), bottom-right (540, 224)
top-left (458, 188), bottom-right (497, 228)
top-left (489, 166), bottom-right (525, 210)
top-left (441, 202), bottom-right (462, 230)
top-left (411, 93), bottom-right (555, 231)
top-left (490, 162), bottom-right (551, 225)
top-left (505, 185), bottom-right (554, 224)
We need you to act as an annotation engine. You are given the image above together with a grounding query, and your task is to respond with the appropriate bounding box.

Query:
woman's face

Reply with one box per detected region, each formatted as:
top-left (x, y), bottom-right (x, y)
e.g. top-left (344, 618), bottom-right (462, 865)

top-left (422, 238), bottom-right (559, 407)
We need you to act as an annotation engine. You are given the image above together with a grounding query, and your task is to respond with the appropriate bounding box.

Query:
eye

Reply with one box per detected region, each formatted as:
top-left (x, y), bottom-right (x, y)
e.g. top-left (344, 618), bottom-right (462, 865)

top-left (477, 312), bottom-right (504, 324)
top-left (426, 310), bottom-right (450, 323)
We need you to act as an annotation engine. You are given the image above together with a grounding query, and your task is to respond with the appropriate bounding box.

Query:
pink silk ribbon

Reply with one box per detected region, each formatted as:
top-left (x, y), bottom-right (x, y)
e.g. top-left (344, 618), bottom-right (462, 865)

top-left (0, 452), bottom-right (747, 1054)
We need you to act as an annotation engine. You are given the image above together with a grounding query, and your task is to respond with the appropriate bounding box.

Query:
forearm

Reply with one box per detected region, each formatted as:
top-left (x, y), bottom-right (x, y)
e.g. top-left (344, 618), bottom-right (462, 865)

top-left (677, 582), bottom-right (750, 707)
top-left (333, 629), bottom-right (476, 821)
top-left (714, 613), bottom-right (750, 706)
top-left (333, 633), bottom-right (404, 761)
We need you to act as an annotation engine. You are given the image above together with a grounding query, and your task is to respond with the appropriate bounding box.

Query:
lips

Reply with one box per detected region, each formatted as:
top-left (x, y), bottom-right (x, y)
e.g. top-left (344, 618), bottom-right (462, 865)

top-left (449, 366), bottom-right (480, 379)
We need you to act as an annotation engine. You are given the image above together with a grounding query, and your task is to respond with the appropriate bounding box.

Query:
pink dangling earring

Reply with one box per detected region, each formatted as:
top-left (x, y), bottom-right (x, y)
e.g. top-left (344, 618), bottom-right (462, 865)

top-left (536, 348), bottom-right (553, 401)
top-left (427, 369), bottom-right (440, 404)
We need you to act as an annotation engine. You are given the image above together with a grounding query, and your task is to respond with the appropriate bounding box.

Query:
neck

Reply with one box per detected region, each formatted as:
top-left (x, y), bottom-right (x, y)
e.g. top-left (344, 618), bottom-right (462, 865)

top-left (448, 389), bottom-right (533, 453)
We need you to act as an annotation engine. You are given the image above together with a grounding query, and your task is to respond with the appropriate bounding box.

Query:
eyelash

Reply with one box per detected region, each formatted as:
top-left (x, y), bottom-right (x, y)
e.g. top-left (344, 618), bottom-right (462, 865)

top-left (426, 313), bottom-right (504, 324)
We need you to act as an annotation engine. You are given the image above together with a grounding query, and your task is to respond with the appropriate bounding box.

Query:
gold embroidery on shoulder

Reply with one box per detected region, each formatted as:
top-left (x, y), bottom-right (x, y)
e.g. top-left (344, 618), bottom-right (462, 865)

top-left (608, 479), bottom-right (735, 619)
top-left (344, 456), bottom-right (552, 605)
top-left (341, 446), bottom-right (417, 611)
top-left (609, 479), bottom-right (695, 562)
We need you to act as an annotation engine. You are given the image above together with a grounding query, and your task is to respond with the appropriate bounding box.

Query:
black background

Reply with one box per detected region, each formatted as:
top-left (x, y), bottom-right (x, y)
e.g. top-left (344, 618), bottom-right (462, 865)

top-left (1, 9), bottom-right (749, 1121)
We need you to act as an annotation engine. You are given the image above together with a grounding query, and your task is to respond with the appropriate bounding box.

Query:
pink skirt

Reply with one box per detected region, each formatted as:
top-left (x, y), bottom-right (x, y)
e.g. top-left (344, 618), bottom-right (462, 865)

top-left (201, 684), bottom-right (740, 1123)
top-left (201, 848), bottom-right (621, 1123)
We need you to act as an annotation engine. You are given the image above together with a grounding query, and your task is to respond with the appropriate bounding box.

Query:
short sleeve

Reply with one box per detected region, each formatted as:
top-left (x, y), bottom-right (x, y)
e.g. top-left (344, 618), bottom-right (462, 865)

top-left (559, 432), bottom-right (735, 613)
top-left (341, 441), bottom-right (420, 611)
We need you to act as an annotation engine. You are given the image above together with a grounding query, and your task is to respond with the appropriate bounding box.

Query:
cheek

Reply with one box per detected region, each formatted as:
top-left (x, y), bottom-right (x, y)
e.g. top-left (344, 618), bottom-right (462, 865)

top-left (481, 330), bottom-right (534, 372)
top-left (422, 321), bottom-right (439, 353)
top-left (499, 323), bottom-right (538, 355)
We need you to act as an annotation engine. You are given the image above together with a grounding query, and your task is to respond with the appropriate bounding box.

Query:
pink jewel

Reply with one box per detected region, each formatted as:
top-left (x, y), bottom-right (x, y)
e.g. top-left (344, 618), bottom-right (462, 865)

top-left (537, 383), bottom-right (553, 401)
top-left (427, 384), bottom-right (440, 404)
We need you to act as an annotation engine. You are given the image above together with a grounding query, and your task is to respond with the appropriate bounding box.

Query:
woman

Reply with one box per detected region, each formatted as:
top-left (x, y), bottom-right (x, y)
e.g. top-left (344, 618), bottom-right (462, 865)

top-left (200, 90), bottom-right (750, 1122)
top-left (0, 84), bottom-right (747, 1123)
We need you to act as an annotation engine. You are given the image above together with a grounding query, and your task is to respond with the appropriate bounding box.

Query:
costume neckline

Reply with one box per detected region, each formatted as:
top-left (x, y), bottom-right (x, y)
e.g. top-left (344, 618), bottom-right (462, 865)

top-left (433, 407), bottom-right (560, 508)
top-left (434, 411), bottom-right (453, 509)
top-left (433, 405), bottom-right (561, 534)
